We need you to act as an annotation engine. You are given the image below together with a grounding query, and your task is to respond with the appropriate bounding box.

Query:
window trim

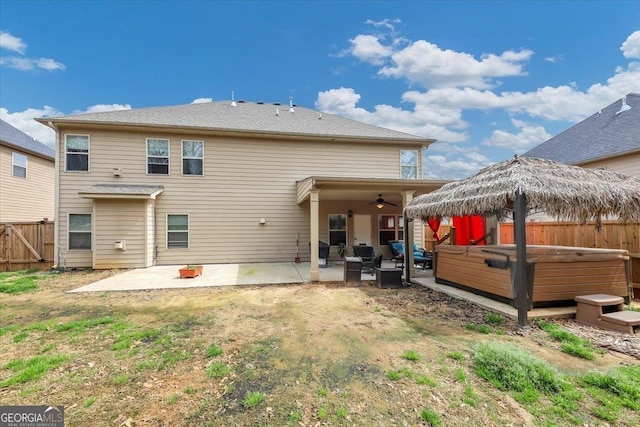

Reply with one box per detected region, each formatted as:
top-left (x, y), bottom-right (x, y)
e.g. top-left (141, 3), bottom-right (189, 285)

top-left (181, 140), bottom-right (204, 176)
top-left (167, 213), bottom-right (190, 249)
top-left (12, 152), bottom-right (27, 178)
top-left (68, 213), bottom-right (92, 251)
top-left (146, 138), bottom-right (170, 175)
top-left (400, 149), bottom-right (418, 179)
top-left (328, 213), bottom-right (347, 247)
top-left (65, 134), bottom-right (90, 172)
top-left (379, 214), bottom-right (404, 246)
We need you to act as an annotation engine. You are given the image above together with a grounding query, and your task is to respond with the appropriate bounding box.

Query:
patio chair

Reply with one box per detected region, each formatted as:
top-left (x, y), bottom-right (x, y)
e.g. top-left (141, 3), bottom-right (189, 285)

top-left (365, 254), bottom-right (383, 276)
top-left (353, 245), bottom-right (376, 274)
top-left (388, 240), bottom-right (432, 270)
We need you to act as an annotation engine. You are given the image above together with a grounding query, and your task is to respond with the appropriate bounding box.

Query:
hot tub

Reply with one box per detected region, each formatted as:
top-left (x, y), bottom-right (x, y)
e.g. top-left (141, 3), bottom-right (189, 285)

top-left (434, 245), bottom-right (630, 308)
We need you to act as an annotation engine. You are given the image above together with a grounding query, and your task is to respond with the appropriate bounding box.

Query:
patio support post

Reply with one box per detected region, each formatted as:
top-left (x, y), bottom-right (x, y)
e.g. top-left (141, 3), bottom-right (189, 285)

top-left (402, 190), bottom-right (416, 279)
top-left (514, 189), bottom-right (529, 328)
top-left (310, 190), bottom-right (320, 281)
top-left (404, 216), bottom-right (412, 283)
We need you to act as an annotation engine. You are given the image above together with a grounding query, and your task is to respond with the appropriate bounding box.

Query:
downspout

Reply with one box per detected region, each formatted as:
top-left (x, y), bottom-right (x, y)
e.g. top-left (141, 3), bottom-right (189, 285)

top-left (48, 121), bottom-right (61, 269)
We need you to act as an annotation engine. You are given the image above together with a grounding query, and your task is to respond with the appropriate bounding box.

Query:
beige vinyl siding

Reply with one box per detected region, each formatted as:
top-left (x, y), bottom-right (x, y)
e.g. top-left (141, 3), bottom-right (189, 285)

top-left (57, 128), bottom-right (423, 267)
top-left (146, 201), bottom-right (155, 266)
top-left (579, 152), bottom-right (640, 177)
top-left (93, 199), bottom-right (147, 269)
top-left (0, 144), bottom-right (54, 222)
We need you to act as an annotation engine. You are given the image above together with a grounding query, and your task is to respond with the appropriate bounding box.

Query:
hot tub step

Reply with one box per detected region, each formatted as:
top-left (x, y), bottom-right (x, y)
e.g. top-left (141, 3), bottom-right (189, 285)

top-left (600, 311), bottom-right (640, 334)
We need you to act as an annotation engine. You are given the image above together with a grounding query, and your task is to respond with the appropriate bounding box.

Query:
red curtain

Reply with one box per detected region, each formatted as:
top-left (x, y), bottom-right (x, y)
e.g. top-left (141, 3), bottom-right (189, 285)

top-left (452, 215), bottom-right (486, 245)
top-left (427, 217), bottom-right (441, 241)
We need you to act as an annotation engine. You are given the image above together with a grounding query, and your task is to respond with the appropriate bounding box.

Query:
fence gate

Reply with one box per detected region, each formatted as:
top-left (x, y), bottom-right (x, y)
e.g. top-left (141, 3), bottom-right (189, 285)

top-left (0, 221), bottom-right (54, 272)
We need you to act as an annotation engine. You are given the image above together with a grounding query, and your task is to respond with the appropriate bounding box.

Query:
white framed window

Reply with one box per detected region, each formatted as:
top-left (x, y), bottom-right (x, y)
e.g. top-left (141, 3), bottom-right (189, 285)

top-left (379, 214), bottom-right (404, 245)
top-left (167, 214), bottom-right (189, 249)
top-left (328, 214), bottom-right (347, 246)
top-left (182, 140), bottom-right (203, 176)
top-left (12, 152), bottom-right (27, 178)
top-left (68, 213), bottom-right (92, 250)
top-left (147, 138), bottom-right (170, 174)
top-left (65, 135), bottom-right (89, 172)
top-left (400, 150), bottom-right (418, 179)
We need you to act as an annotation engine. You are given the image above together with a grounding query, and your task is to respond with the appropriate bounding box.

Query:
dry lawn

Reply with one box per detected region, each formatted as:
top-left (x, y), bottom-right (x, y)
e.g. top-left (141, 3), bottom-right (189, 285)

top-left (1, 269), bottom-right (639, 427)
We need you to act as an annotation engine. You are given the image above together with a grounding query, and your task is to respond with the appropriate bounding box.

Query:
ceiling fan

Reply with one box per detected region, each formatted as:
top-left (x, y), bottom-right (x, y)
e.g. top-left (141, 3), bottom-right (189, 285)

top-left (370, 194), bottom-right (397, 209)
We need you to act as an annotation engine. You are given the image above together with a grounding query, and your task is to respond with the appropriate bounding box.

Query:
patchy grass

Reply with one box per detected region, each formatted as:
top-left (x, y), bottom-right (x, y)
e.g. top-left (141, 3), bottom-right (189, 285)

top-left (538, 320), bottom-right (595, 360)
top-left (1, 270), bottom-right (639, 426)
top-left (0, 270), bottom-right (40, 294)
top-left (1, 354), bottom-right (69, 387)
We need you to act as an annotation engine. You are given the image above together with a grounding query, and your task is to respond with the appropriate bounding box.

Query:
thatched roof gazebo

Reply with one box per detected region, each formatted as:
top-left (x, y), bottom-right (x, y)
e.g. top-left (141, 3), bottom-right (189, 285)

top-left (404, 156), bottom-right (640, 327)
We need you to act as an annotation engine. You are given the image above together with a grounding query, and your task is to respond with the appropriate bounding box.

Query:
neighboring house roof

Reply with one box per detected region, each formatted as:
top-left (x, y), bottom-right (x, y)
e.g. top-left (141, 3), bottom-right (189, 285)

top-left (38, 100), bottom-right (433, 144)
top-left (0, 119), bottom-right (55, 160)
top-left (523, 93), bottom-right (640, 165)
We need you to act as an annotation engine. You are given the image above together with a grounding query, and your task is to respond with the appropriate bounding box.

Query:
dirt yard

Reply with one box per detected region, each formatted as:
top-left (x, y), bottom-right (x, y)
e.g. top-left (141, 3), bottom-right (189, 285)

top-left (1, 269), bottom-right (639, 426)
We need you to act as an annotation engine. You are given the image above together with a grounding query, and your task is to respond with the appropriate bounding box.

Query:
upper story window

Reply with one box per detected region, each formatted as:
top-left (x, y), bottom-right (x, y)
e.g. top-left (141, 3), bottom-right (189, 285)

top-left (182, 140), bottom-right (203, 176)
top-left (12, 152), bottom-right (27, 178)
top-left (400, 150), bottom-right (418, 179)
top-left (147, 138), bottom-right (170, 174)
top-left (66, 135), bottom-right (89, 172)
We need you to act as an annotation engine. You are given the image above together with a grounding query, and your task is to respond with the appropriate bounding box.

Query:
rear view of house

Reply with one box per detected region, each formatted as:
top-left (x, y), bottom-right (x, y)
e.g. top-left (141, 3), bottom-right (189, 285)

top-left (0, 119), bottom-right (55, 222)
top-left (39, 100), bottom-right (447, 279)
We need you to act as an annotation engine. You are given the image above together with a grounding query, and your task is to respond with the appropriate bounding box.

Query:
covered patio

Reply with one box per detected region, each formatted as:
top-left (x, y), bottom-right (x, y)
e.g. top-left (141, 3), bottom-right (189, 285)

top-left (295, 176), bottom-right (450, 281)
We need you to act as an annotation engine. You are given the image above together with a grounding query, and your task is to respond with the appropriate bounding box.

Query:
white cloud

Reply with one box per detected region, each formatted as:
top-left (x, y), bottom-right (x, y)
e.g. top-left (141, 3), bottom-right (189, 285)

top-left (0, 31), bottom-right (26, 54)
top-left (0, 106), bottom-right (61, 148)
top-left (319, 26), bottom-right (640, 180)
top-left (379, 40), bottom-right (533, 89)
top-left (75, 104), bottom-right (131, 114)
top-left (544, 55), bottom-right (563, 63)
top-left (482, 119), bottom-right (552, 154)
top-left (192, 98), bottom-right (213, 104)
top-left (36, 58), bottom-right (65, 71)
top-left (1, 56), bottom-right (65, 71)
top-left (1, 104), bottom-right (132, 149)
top-left (621, 30), bottom-right (640, 59)
top-left (0, 30), bottom-right (65, 72)
top-left (349, 34), bottom-right (394, 65)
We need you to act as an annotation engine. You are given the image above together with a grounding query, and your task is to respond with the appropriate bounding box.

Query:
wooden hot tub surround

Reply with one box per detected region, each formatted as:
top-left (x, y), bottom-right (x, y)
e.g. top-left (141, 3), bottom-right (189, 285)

top-left (434, 245), bottom-right (630, 309)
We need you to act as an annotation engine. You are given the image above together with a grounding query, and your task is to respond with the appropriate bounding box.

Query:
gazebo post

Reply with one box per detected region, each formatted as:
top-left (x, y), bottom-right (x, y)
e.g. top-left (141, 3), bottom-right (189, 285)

top-left (514, 189), bottom-right (529, 328)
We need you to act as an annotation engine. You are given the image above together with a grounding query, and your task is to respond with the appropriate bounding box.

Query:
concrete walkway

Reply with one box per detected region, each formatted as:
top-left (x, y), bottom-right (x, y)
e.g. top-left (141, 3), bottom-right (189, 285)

top-left (69, 260), bottom-right (577, 321)
top-left (69, 260), bottom-right (407, 293)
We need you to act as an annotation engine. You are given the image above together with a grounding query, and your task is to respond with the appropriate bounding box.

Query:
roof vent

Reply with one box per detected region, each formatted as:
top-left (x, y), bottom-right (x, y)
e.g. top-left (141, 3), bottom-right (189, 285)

top-left (616, 96), bottom-right (631, 114)
top-left (318, 113), bottom-right (322, 120)
top-left (257, 101), bottom-right (264, 104)
top-left (276, 108), bottom-right (280, 116)
top-left (230, 91), bottom-right (236, 107)
top-left (238, 100), bottom-right (246, 103)
top-left (289, 96), bottom-right (295, 113)
top-left (273, 102), bottom-right (281, 106)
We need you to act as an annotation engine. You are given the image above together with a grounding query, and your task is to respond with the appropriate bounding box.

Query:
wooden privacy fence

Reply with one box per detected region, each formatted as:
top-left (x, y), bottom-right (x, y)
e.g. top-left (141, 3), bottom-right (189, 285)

top-left (0, 221), bottom-right (54, 272)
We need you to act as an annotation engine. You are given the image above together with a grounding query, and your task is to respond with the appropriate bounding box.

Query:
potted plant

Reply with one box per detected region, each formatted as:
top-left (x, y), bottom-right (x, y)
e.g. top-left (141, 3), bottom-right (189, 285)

top-left (337, 243), bottom-right (347, 258)
top-left (179, 264), bottom-right (203, 278)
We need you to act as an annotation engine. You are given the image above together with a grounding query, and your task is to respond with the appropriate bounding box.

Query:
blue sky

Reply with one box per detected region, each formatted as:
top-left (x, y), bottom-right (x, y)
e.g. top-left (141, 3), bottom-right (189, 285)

top-left (1, 1), bottom-right (639, 179)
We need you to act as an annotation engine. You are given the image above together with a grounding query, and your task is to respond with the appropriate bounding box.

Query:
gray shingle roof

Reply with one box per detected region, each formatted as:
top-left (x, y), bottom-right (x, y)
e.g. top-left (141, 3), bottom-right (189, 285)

top-left (523, 93), bottom-right (640, 165)
top-left (40, 100), bottom-right (432, 143)
top-left (0, 119), bottom-right (55, 159)
top-left (79, 184), bottom-right (164, 198)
